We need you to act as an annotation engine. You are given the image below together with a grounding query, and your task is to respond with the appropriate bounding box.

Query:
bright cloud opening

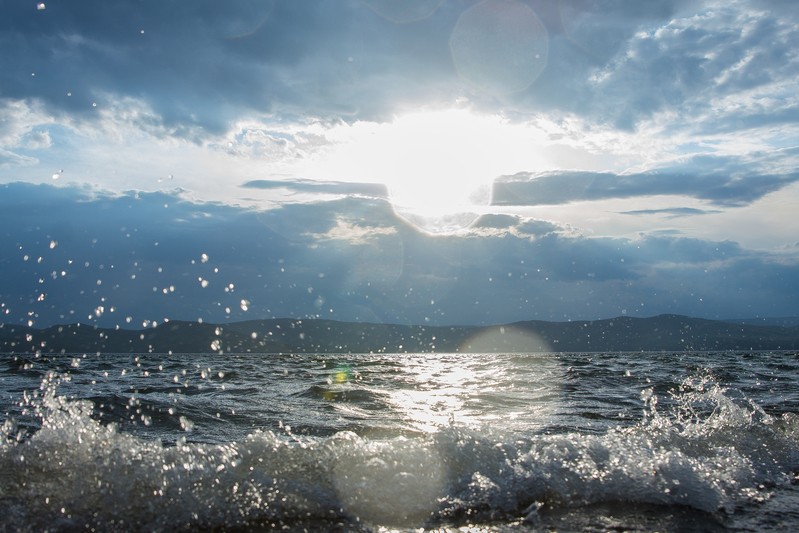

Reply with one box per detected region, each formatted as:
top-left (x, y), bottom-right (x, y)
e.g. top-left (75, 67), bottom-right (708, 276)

top-left (309, 109), bottom-right (551, 231)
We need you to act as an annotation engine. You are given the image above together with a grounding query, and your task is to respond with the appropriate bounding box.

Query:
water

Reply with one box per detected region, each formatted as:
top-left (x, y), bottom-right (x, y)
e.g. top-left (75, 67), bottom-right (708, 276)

top-left (1, 350), bottom-right (798, 532)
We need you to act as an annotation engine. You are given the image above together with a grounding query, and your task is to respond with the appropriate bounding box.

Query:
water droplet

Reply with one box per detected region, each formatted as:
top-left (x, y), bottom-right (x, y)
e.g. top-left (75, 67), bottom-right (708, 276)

top-left (179, 416), bottom-right (194, 432)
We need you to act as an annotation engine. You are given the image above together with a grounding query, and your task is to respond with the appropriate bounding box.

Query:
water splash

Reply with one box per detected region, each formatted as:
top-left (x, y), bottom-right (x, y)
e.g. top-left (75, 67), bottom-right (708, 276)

top-left (1, 367), bottom-right (798, 530)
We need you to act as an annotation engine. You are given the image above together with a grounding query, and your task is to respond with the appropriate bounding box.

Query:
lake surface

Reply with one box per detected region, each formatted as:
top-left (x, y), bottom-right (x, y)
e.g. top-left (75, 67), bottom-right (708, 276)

top-left (1, 350), bottom-right (798, 531)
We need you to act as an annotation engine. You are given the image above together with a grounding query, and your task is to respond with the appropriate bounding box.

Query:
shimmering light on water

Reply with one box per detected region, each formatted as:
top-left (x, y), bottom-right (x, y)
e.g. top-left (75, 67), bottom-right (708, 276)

top-left (381, 351), bottom-right (562, 435)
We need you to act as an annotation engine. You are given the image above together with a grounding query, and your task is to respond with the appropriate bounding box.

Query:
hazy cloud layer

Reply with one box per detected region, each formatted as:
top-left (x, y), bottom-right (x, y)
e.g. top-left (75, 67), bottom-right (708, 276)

top-left (2, 184), bottom-right (796, 328)
top-left (618, 207), bottom-right (722, 218)
top-left (492, 169), bottom-right (799, 207)
top-left (242, 179), bottom-right (388, 198)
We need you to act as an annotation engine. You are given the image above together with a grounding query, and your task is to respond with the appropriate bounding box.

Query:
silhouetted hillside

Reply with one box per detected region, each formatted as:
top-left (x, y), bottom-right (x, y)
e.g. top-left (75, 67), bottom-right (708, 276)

top-left (723, 317), bottom-right (799, 328)
top-left (1, 314), bottom-right (798, 354)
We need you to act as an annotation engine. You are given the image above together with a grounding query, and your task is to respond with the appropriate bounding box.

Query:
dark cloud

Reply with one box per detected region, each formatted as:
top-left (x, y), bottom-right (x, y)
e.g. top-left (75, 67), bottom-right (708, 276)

top-left (2, 0), bottom-right (795, 151)
top-left (511, 0), bottom-right (691, 111)
top-left (242, 179), bottom-right (387, 198)
top-left (7, 0), bottom-right (765, 133)
top-left (492, 169), bottom-right (799, 207)
top-left (0, 0), bottom-right (463, 132)
top-left (2, 183), bottom-right (796, 328)
top-left (619, 207), bottom-right (722, 218)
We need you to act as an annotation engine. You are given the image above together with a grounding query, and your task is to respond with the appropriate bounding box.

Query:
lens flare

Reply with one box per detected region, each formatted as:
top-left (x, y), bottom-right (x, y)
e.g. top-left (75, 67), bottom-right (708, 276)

top-left (459, 325), bottom-right (552, 353)
top-left (450, 0), bottom-right (549, 95)
top-left (362, 0), bottom-right (443, 23)
top-left (332, 435), bottom-right (445, 526)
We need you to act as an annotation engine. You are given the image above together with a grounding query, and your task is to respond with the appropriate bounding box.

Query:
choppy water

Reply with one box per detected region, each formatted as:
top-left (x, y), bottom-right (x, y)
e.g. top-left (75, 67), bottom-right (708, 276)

top-left (1, 350), bottom-right (798, 532)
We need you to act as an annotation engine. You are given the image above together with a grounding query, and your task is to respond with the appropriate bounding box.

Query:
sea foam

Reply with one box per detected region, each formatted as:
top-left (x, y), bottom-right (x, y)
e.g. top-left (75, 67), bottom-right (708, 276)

top-left (1, 371), bottom-right (798, 531)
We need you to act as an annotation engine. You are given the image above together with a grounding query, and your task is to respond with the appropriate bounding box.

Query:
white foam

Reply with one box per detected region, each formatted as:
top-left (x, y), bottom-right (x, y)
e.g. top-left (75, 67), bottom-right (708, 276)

top-left (1, 373), bottom-right (798, 530)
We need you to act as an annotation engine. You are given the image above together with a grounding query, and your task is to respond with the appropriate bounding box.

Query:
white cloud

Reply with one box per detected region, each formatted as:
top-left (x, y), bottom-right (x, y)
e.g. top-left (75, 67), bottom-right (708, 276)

top-left (0, 99), bottom-right (55, 149)
top-left (23, 129), bottom-right (51, 150)
top-left (0, 149), bottom-right (38, 168)
top-left (306, 216), bottom-right (397, 245)
top-left (584, 1), bottom-right (799, 133)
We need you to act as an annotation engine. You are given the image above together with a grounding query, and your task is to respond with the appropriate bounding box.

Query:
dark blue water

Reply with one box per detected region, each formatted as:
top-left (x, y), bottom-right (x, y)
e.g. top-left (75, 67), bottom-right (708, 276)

top-left (1, 350), bottom-right (798, 531)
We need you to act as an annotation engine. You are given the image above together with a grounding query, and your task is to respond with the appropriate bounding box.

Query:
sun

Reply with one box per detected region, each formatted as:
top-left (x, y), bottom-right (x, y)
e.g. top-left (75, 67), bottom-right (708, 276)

top-left (315, 108), bottom-right (547, 232)
top-left (374, 110), bottom-right (496, 215)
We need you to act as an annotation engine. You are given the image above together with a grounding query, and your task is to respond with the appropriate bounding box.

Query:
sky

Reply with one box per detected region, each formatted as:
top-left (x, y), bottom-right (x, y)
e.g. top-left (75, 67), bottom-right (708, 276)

top-left (1, 0), bottom-right (798, 329)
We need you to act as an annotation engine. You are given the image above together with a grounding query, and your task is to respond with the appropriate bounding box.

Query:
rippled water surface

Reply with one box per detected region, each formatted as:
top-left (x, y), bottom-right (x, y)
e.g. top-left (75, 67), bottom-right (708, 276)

top-left (1, 350), bottom-right (798, 531)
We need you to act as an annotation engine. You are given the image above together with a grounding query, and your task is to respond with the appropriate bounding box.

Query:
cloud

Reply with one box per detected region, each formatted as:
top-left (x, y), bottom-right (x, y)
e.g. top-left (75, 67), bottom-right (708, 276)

top-left (0, 0), bottom-right (462, 133)
top-left (304, 216), bottom-right (398, 246)
top-left (571, 2), bottom-right (799, 130)
top-left (619, 207), bottom-right (722, 218)
top-left (3, 0), bottom-right (797, 142)
top-left (470, 214), bottom-right (570, 239)
top-left (0, 149), bottom-right (38, 168)
top-left (492, 168), bottom-right (799, 207)
top-left (242, 179), bottom-right (387, 199)
top-left (1, 183), bottom-right (797, 328)
top-left (0, 99), bottom-right (54, 147)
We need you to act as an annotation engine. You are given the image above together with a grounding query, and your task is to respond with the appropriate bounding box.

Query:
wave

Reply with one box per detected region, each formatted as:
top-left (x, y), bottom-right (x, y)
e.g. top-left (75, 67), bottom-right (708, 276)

top-left (0, 373), bottom-right (798, 531)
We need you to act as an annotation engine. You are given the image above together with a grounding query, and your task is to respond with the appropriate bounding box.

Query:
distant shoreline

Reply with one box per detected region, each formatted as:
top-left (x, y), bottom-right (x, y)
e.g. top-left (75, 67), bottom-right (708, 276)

top-left (2, 314), bottom-right (798, 354)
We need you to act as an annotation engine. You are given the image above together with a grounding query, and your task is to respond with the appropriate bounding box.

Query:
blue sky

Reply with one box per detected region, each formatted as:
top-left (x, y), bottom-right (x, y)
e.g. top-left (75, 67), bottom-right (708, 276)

top-left (1, 0), bottom-right (798, 328)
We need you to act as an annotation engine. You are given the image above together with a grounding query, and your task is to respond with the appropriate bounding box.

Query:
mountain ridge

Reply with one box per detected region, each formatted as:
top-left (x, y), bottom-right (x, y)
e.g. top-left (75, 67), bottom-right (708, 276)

top-left (2, 314), bottom-right (798, 354)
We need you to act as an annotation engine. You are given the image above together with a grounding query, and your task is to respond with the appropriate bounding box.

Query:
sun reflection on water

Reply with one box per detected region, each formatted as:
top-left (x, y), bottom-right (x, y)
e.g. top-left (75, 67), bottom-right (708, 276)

top-left (386, 336), bottom-right (563, 435)
top-left (327, 344), bottom-right (564, 527)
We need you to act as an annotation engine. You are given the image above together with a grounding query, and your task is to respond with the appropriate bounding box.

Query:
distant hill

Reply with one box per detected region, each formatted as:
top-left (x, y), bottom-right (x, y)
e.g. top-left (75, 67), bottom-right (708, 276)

top-left (1, 314), bottom-right (798, 354)
top-left (723, 317), bottom-right (799, 328)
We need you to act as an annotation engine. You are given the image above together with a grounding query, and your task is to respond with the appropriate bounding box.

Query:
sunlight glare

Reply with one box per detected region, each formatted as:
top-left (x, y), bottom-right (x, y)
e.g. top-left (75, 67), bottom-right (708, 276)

top-left (384, 351), bottom-right (562, 434)
top-left (319, 109), bottom-right (548, 232)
